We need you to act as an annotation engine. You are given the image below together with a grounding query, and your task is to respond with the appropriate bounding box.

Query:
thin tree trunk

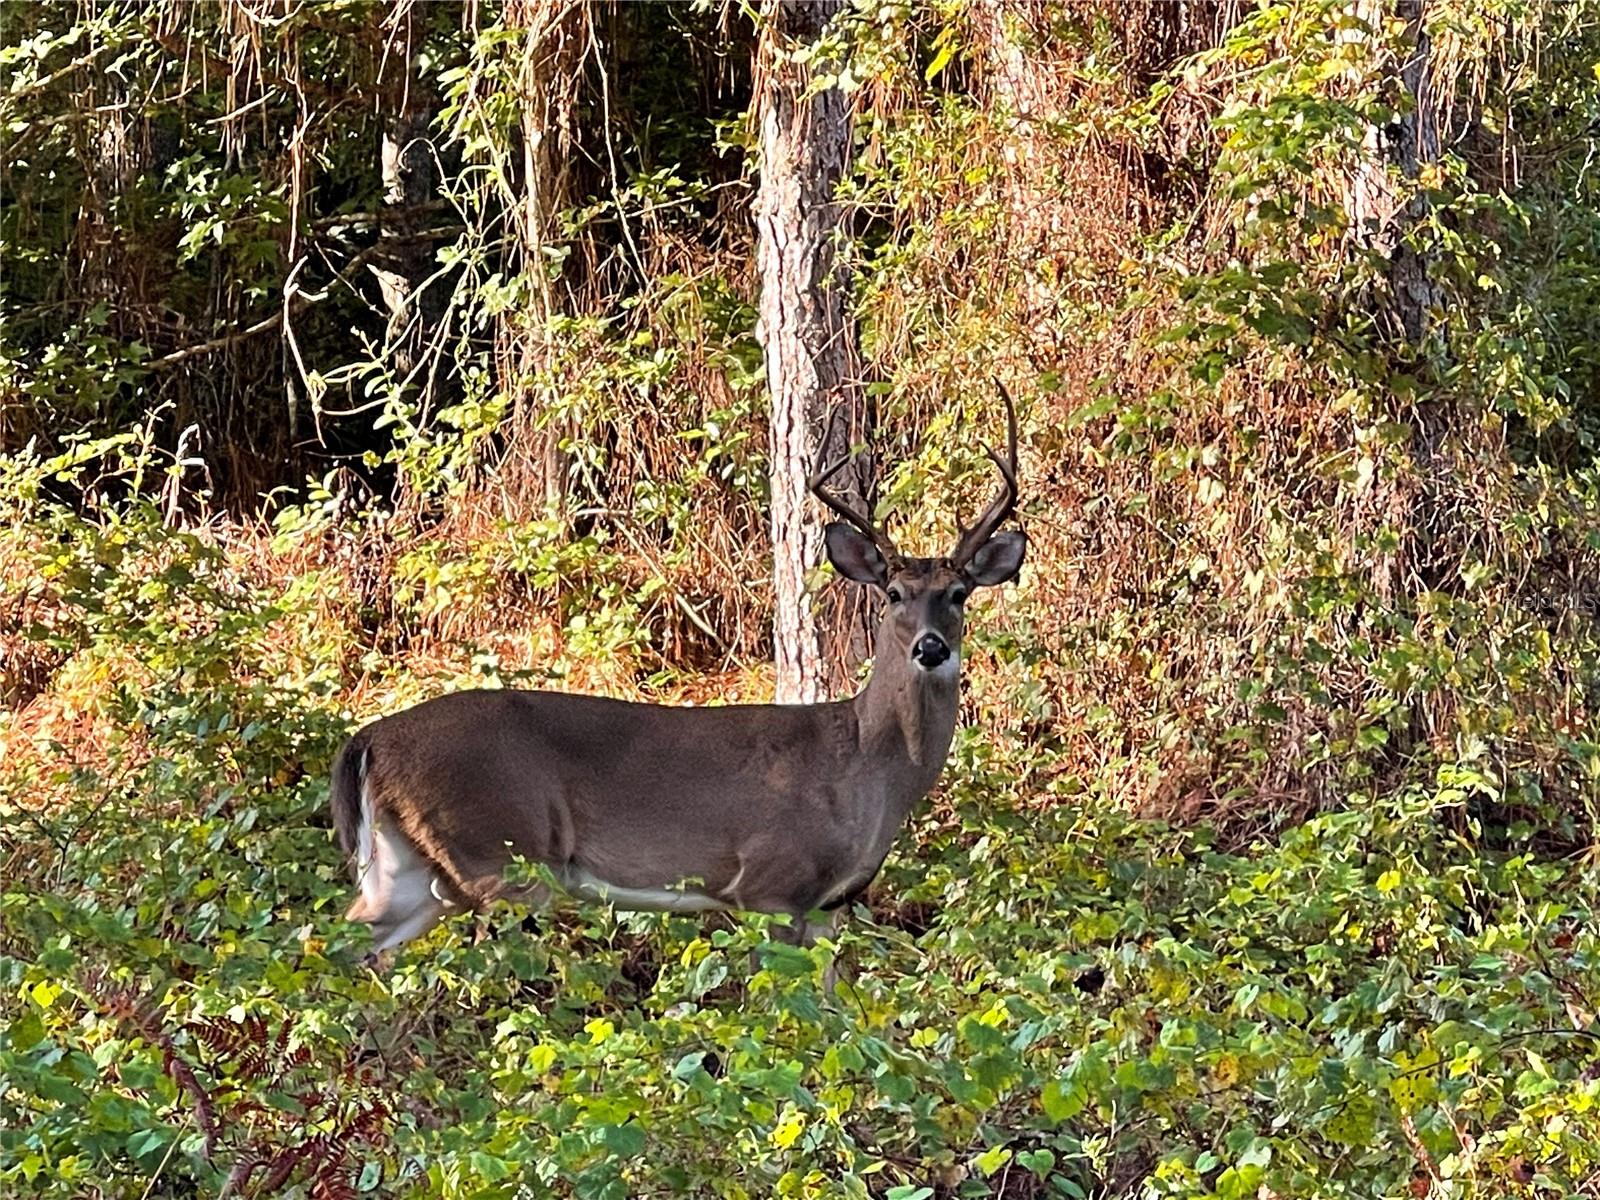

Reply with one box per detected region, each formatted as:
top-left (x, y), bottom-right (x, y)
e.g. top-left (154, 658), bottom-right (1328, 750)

top-left (973, 0), bottom-right (1059, 335)
top-left (499, 0), bottom-right (585, 514)
top-left (1388, 0), bottom-right (1441, 343)
top-left (1346, 0), bottom-right (1441, 343)
top-left (1345, 0), bottom-right (1446, 609)
top-left (755, 0), bottom-right (869, 704)
top-left (378, 4), bottom-right (442, 394)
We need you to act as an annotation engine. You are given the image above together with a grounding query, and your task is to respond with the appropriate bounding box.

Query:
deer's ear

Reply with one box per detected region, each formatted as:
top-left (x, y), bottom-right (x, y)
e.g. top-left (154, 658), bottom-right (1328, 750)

top-left (824, 522), bottom-right (889, 587)
top-left (966, 529), bottom-right (1026, 587)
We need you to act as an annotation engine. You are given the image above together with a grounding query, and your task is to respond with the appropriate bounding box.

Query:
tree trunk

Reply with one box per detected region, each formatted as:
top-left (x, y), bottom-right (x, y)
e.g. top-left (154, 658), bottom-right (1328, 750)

top-left (755, 0), bottom-right (870, 704)
top-left (378, 5), bottom-right (443, 396)
top-left (973, 0), bottom-right (1060, 337)
top-left (1387, 0), bottom-right (1441, 343)
top-left (498, 0), bottom-right (585, 514)
top-left (1345, 0), bottom-right (1441, 343)
top-left (1344, 0), bottom-right (1447, 610)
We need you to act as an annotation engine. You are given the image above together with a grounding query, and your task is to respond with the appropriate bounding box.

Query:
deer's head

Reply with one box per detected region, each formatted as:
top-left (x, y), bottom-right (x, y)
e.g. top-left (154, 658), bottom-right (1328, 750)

top-left (812, 382), bottom-right (1027, 677)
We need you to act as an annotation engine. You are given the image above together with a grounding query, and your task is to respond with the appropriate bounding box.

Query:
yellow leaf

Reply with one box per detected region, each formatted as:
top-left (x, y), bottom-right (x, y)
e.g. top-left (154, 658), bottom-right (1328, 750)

top-left (1388, 1046), bottom-right (1440, 1112)
top-left (974, 1145), bottom-right (1013, 1176)
top-left (1212, 1053), bottom-right (1241, 1087)
top-left (925, 28), bottom-right (957, 82)
top-left (771, 1110), bottom-right (806, 1149)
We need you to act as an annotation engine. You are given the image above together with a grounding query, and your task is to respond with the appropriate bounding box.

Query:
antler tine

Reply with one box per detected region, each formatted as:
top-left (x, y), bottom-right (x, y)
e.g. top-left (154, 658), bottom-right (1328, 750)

top-left (808, 405), bottom-right (898, 561)
top-left (948, 379), bottom-right (1021, 568)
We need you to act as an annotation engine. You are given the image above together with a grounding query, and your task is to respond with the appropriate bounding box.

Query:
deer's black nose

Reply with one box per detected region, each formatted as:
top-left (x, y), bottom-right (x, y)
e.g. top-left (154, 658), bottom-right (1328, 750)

top-left (912, 633), bottom-right (951, 669)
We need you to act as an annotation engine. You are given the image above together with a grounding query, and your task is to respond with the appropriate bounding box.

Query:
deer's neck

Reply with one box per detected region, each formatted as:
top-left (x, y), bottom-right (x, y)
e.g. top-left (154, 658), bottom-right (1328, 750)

top-left (852, 650), bottom-right (961, 801)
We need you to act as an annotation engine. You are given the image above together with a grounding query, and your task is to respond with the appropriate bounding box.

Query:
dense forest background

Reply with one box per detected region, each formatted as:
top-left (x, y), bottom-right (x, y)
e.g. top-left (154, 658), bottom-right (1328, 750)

top-left (4, 1), bottom-right (1600, 1196)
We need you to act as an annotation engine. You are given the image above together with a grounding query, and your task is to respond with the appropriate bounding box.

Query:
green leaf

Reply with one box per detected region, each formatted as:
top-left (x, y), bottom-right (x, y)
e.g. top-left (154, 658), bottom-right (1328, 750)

top-left (672, 1051), bottom-right (707, 1082)
top-left (125, 1128), bottom-right (171, 1160)
top-left (9, 1010), bottom-right (44, 1051)
top-left (1016, 1149), bottom-right (1055, 1177)
top-left (467, 1151), bottom-right (512, 1182)
top-left (601, 1122), bottom-right (645, 1157)
top-left (1041, 1078), bottom-right (1083, 1122)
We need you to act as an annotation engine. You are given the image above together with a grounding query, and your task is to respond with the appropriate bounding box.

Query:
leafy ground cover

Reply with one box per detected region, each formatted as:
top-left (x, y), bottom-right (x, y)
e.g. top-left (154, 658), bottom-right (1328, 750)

top-left (3, 447), bottom-right (1598, 1198)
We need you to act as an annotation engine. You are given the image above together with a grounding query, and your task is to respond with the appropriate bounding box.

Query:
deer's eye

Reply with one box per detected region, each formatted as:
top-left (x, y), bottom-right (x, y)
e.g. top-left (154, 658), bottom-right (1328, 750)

top-left (949, 586), bottom-right (969, 606)
top-left (886, 586), bottom-right (904, 604)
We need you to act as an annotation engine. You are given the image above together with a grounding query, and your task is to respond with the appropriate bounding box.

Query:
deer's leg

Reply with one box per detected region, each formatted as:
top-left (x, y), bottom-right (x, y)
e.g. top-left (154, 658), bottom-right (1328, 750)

top-left (811, 908), bottom-right (849, 994)
top-left (768, 908), bottom-right (847, 993)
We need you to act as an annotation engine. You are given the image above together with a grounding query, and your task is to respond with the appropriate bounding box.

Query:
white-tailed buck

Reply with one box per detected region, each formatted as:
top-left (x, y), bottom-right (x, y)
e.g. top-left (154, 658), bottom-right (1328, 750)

top-left (331, 385), bottom-right (1026, 954)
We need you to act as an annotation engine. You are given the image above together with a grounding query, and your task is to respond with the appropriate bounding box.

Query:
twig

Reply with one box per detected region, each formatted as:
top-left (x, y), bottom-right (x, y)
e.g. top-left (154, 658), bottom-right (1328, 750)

top-left (310, 200), bottom-right (451, 230)
top-left (0, 42), bottom-right (114, 107)
top-left (143, 243), bottom-right (388, 370)
top-left (143, 309), bottom-right (288, 371)
top-left (138, 1110), bottom-right (189, 1200)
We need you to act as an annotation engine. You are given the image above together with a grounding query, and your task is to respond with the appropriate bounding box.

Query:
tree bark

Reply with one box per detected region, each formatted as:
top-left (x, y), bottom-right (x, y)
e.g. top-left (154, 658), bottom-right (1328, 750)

top-left (1387, 0), bottom-right (1441, 343)
top-left (973, 0), bottom-right (1065, 343)
top-left (1345, 0), bottom-right (1441, 343)
top-left (755, 0), bottom-right (870, 704)
top-left (378, 4), bottom-right (443, 390)
top-left (498, 0), bottom-right (585, 513)
top-left (1344, 0), bottom-right (1447, 608)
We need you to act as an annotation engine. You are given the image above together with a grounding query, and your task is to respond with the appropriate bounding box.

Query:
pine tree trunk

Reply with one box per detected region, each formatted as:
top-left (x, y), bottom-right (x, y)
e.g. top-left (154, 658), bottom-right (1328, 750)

top-left (1346, 0), bottom-right (1441, 343)
top-left (378, 7), bottom-right (442, 394)
top-left (755, 0), bottom-right (869, 704)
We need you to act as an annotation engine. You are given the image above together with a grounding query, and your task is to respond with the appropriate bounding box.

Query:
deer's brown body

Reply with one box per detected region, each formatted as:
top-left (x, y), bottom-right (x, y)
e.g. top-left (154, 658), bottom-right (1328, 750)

top-left (332, 387), bottom-right (1026, 954)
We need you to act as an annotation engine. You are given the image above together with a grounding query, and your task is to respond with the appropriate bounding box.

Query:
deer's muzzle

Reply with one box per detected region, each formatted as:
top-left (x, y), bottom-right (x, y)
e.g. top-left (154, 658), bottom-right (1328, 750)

top-left (911, 633), bottom-right (952, 670)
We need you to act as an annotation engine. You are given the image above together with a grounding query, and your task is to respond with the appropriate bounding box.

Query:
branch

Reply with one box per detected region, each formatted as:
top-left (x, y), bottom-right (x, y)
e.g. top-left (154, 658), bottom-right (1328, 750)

top-left (142, 242), bottom-right (390, 371)
top-left (310, 200), bottom-right (451, 230)
top-left (0, 43), bottom-right (115, 108)
top-left (143, 310), bottom-right (286, 371)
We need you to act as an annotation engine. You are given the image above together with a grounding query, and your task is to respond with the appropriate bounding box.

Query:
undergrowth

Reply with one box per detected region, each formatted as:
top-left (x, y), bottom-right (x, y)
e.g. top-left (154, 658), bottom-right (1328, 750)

top-left (3, 438), bottom-right (1599, 1198)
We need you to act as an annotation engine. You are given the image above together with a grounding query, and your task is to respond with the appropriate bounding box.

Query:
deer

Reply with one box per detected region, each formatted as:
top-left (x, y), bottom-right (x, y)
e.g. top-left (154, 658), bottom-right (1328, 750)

top-left (329, 385), bottom-right (1026, 959)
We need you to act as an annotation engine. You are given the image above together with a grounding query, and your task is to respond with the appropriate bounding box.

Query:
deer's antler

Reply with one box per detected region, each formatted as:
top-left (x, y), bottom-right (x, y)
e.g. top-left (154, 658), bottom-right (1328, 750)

top-left (948, 379), bottom-right (1020, 569)
top-left (808, 405), bottom-right (899, 563)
